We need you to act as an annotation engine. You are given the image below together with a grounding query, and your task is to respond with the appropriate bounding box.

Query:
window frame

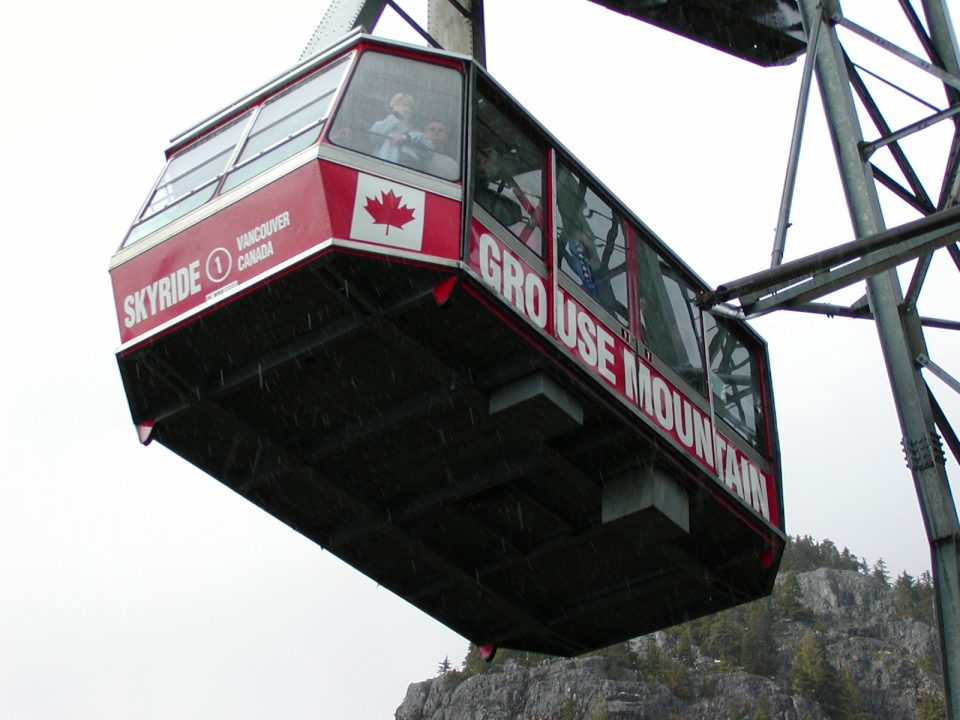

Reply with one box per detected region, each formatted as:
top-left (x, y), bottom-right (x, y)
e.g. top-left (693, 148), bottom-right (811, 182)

top-left (121, 48), bottom-right (357, 250)
top-left (326, 48), bottom-right (466, 183)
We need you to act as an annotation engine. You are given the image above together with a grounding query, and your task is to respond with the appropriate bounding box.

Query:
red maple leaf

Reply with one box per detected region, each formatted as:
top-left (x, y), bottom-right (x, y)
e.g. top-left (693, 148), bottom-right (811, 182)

top-left (364, 190), bottom-right (416, 235)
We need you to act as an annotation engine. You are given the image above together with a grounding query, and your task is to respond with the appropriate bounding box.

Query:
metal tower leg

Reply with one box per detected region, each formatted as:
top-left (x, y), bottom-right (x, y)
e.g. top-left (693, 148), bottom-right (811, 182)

top-left (798, 1), bottom-right (960, 717)
top-left (427, 0), bottom-right (485, 64)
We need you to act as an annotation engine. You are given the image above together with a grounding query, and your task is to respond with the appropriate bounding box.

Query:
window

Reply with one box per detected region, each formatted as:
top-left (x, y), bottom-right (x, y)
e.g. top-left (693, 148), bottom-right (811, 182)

top-left (221, 57), bottom-right (349, 193)
top-left (329, 52), bottom-right (463, 181)
top-left (472, 86), bottom-right (546, 257)
top-left (124, 111), bottom-right (252, 247)
top-left (555, 160), bottom-right (628, 325)
top-left (635, 239), bottom-right (707, 395)
top-left (123, 57), bottom-right (352, 248)
top-left (704, 313), bottom-right (767, 450)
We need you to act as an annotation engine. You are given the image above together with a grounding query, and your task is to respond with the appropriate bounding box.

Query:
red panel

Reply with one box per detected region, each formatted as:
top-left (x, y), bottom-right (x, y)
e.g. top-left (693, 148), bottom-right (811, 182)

top-left (111, 163), bottom-right (332, 346)
top-left (467, 225), bottom-right (553, 335)
top-left (321, 162), bottom-right (462, 260)
top-left (111, 161), bottom-right (463, 348)
top-left (468, 226), bottom-right (782, 529)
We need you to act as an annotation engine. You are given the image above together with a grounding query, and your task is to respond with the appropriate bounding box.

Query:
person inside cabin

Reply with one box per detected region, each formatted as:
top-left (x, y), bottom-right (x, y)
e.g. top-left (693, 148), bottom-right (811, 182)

top-left (556, 165), bottom-right (602, 299)
top-left (474, 143), bottom-right (523, 228)
top-left (422, 120), bottom-right (458, 179)
top-left (370, 91), bottom-right (435, 170)
top-left (328, 125), bottom-right (354, 146)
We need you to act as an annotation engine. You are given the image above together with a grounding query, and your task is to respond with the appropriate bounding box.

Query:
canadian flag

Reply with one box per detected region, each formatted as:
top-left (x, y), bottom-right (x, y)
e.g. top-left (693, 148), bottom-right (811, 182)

top-left (350, 173), bottom-right (426, 251)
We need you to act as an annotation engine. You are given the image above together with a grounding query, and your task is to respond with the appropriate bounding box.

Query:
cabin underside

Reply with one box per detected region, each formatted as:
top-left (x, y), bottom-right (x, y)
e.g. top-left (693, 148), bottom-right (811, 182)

top-left (118, 250), bottom-right (783, 656)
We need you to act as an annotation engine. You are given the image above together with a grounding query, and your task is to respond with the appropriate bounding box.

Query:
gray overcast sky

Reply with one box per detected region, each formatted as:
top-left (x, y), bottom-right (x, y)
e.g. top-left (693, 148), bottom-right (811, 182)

top-left (2, 0), bottom-right (958, 717)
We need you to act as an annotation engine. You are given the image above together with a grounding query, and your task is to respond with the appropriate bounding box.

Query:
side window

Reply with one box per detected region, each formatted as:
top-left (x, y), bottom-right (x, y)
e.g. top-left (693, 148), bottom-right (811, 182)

top-left (704, 313), bottom-right (767, 450)
top-left (124, 111), bottom-right (252, 247)
top-left (473, 86), bottom-right (545, 257)
top-left (555, 160), bottom-right (628, 325)
top-left (329, 52), bottom-right (463, 181)
top-left (221, 57), bottom-right (350, 193)
top-left (635, 238), bottom-right (707, 395)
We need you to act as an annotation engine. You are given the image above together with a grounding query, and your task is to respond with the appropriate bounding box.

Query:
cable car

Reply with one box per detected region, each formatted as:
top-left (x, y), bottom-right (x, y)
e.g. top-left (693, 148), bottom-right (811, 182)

top-left (110, 33), bottom-right (785, 657)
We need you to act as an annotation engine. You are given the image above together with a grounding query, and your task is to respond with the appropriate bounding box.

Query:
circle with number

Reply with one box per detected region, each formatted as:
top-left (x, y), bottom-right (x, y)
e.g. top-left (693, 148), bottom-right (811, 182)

top-left (206, 247), bottom-right (233, 283)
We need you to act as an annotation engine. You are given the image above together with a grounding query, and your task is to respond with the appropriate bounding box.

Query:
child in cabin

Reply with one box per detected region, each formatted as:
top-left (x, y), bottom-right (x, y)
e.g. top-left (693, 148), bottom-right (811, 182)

top-left (370, 92), bottom-right (434, 169)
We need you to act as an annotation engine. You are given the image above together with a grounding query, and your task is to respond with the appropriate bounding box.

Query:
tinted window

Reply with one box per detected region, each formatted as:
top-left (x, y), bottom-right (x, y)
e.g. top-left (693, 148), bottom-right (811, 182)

top-left (704, 313), bottom-right (767, 450)
top-left (221, 57), bottom-right (349, 193)
top-left (473, 86), bottom-right (545, 257)
top-left (329, 52), bottom-right (463, 181)
top-left (123, 56), bottom-right (354, 248)
top-left (635, 239), bottom-right (707, 395)
top-left (124, 111), bottom-right (253, 247)
top-left (556, 160), bottom-right (628, 325)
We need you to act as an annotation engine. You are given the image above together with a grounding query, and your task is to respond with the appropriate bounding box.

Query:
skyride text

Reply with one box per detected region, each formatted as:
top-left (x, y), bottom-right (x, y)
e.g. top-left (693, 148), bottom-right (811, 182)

top-left (474, 232), bottom-right (772, 523)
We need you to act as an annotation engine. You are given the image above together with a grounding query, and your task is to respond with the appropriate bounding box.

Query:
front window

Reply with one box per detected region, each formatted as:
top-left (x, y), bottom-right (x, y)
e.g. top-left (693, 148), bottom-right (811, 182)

top-left (329, 51), bottom-right (463, 181)
top-left (221, 57), bottom-right (349, 193)
top-left (124, 111), bottom-right (252, 246)
top-left (123, 56), bottom-right (352, 248)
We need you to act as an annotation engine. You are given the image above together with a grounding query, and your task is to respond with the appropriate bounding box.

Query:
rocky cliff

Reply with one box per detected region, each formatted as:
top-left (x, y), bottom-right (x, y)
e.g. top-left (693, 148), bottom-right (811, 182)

top-left (396, 548), bottom-right (946, 720)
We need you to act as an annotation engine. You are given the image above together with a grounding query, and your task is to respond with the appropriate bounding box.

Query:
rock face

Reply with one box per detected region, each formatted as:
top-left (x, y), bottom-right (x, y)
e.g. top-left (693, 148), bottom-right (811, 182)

top-left (395, 568), bottom-right (945, 720)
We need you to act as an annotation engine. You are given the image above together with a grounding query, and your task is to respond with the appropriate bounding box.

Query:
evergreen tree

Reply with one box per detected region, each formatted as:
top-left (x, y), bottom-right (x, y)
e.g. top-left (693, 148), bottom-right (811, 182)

top-left (587, 692), bottom-right (612, 720)
top-left (781, 535), bottom-right (868, 573)
top-left (699, 610), bottom-right (742, 667)
top-left (589, 641), bottom-right (639, 679)
top-left (872, 558), bottom-right (890, 586)
top-left (751, 695), bottom-right (774, 720)
top-left (839, 667), bottom-right (867, 719)
top-left (637, 641), bottom-right (663, 679)
top-left (820, 539), bottom-right (841, 568)
top-left (789, 631), bottom-right (855, 719)
top-left (839, 547), bottom-right (866, 573)
top-left (774, 571), bottom-right (808, 621)
top-left (674, 627), bottom-right (694, 667)
top-left (461, 645), bottom-right (485, 677)
top-left (782, 535), bottom-right (820, 572)
top-left (789, 631), bottom-right (827, 700)
top-left (894, 571), bottom-right (917, 619)
top-left (740, 600), bottom-right (776, 676)
top-left (437, 655), bottom-right (452, 675)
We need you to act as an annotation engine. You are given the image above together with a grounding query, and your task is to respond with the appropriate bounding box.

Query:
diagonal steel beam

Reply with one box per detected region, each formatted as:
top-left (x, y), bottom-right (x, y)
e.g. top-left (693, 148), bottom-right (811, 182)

top-left (301, 0), bottom-right (389, 61)
top-left (847, 54), bottom-right (936, 211)
top-left (835, 15), bottom-right (960, 93)
top-left (700, 205), bottom-right (960, 312)
top-left (901, 0), bottom-right (942, 71)
top-left (861, 101), bottom-right (960, 162)
top-left (919, 353), bottom-right (960, 396)
top-left (872, 164), bottom-right (936, 215)
top-left (928, 384), bottom-right (960, 467)
top-left (772, 6), bottom-right (822, 267)
top-left (905, 253), bottom-right (934, 310)
top-left (741, 223), bottom-right (957, 315)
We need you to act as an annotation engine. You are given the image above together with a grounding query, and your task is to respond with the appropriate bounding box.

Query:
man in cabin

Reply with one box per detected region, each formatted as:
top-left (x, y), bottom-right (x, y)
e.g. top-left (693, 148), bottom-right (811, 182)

top-left (423, 120), bottom-right (459, 179)
top-left (556, 165), bottom-right (601, 298)
top-left (474, 143), bottom-right (524, 228)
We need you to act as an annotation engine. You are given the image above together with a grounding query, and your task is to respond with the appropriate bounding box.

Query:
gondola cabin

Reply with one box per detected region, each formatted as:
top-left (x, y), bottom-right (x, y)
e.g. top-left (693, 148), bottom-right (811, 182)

top-left (110, 34), bottom-right (785, 657)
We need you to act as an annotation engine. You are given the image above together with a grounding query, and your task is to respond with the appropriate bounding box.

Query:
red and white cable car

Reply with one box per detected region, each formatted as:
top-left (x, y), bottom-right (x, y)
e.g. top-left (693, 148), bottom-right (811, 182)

top-left (110, 33), bottom-right (785, 656)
